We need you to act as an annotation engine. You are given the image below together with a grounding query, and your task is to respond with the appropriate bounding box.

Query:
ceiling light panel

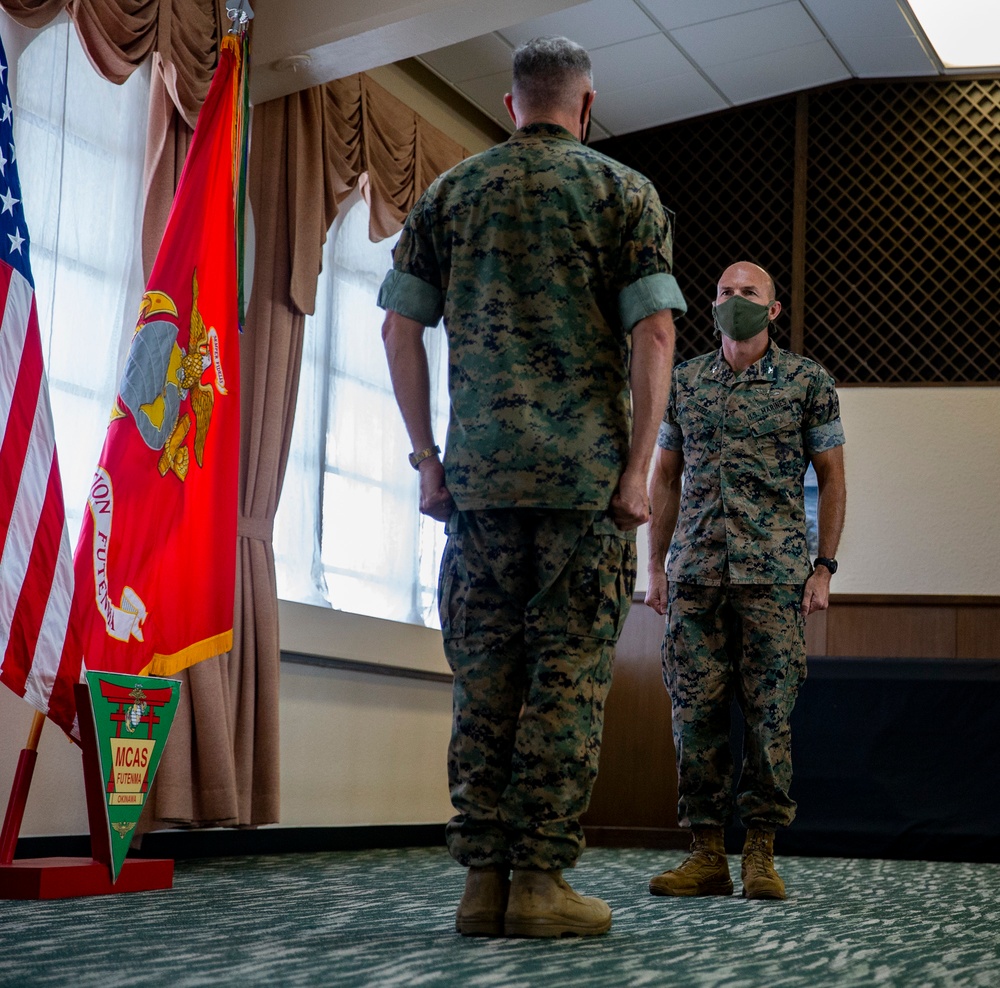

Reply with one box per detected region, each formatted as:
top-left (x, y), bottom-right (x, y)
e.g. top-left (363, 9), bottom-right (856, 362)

top-left (905, 0), bottom-right (1000, 67)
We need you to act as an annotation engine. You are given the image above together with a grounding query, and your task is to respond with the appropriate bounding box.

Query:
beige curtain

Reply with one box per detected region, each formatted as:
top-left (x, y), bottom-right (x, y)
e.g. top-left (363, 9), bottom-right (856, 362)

top-left (4, 0), bottom-right (467, 829)
top-left (140, 72), bottom-right (466, 831)
top-left (138, 97), bottom-right (293, 820)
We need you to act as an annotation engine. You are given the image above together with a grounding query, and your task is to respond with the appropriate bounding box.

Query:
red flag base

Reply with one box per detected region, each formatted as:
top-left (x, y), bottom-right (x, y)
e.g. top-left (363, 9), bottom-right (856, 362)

top-left (0, 856), bottom-right (173, 899)
top-left (0, 692), bottom-right (176, 900)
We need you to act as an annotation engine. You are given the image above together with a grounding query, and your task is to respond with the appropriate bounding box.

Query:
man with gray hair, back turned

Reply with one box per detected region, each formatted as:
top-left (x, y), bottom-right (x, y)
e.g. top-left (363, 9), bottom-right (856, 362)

top-left (379, 36), bottom-right (686, 938)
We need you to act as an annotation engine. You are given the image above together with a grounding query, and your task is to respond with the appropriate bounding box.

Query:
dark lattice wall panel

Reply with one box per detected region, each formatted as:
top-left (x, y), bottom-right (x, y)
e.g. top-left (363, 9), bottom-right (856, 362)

top-left (805, 80), bottom-right (1000, 383)
top-left (598, 102), bottom-right (796, 363)
top-left (598, 78), bottom-right (1000, 383)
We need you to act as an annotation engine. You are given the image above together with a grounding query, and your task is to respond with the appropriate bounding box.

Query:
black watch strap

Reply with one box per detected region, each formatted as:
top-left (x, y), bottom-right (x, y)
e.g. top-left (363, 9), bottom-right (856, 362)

top-left (814, 556), bottom-right (838, 575)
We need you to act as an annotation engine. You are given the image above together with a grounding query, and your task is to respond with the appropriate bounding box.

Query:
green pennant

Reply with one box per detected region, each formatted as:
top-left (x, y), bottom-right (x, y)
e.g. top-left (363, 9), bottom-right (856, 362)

top-left (82, 671), bottom-right (181, 882)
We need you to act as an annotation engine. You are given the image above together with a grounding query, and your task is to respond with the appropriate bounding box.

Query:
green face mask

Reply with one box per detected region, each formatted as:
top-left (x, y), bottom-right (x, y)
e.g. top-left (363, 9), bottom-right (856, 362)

top-left (713, 295), bottom-right (772, 341)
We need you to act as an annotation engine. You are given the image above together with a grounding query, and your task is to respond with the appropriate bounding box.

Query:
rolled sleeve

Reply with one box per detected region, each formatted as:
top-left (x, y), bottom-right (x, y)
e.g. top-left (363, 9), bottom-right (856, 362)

top-left (618, 273), bottom-right (688, 331)
top-left (806, 417), bottom-right (846, 455)
top-left (657, 418), bottom-right (683, 451)
top-left (376, 269), bottom-right (444, 327)
top-left (803, 367), bottom-right (845, 455)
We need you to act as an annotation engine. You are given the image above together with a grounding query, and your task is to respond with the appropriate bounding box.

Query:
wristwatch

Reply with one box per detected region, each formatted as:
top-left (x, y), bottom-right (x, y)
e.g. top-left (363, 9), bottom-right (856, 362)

top-left (814, 557), bottom-right (838, 575)
top-left (408, 445), bottom-right (440, 469)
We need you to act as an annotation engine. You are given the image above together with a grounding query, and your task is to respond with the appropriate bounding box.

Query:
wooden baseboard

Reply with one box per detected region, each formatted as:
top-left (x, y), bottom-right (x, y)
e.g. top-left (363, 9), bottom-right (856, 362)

top-left (14, 824), bottom-right (447, 862)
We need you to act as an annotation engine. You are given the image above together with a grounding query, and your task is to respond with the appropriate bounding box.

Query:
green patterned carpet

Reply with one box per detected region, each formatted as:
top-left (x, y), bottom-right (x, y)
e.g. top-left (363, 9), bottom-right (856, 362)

top-left (2, 846), bottom-right (999, 987)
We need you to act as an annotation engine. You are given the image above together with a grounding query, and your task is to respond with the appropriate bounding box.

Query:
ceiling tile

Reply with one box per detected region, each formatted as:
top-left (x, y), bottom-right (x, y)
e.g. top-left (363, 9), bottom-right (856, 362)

top-left (671, 1), bottom-right (823, 66)
top-left (593, 71), bottom-right (729, 134)
top-left (456, 71), bottom-right (516, 128)
top-left (843, 36), bottom-right (938, 77)
top-left (800, 0), bottom-right (938, 76)
top-left (589, 33), bottom-right (692, 93)
top-left (499, 0), bottom-right (660, 51)
top-left (641, 0), bottom-right (781, 31)
top-left (705, 37), bottom-right (849, 103)
top-left (801, 0), bottom-right (918, 39)
top-left (421, 33), bottom-right (513, 83)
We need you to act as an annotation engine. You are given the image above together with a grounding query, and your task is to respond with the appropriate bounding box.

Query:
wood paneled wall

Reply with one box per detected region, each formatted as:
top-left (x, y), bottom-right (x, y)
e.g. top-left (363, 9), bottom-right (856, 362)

top-left (582, 599), bottom-right (685, 848)
top-left (806, 595), bottom-right (1000, 659)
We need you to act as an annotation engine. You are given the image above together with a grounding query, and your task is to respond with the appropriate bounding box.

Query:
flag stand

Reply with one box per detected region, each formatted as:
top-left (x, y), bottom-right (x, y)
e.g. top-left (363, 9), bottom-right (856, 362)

top-left (0, 699), bottom-right (173, 900)
top-left (0, 711), bottom-right (44, 866)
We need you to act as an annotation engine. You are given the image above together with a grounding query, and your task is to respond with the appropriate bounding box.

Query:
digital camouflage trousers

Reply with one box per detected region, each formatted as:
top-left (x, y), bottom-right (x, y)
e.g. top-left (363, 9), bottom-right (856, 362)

top-left (662, 580), bottom-right (807, 830)
top-left (439, 508), bottom-right (636, 870)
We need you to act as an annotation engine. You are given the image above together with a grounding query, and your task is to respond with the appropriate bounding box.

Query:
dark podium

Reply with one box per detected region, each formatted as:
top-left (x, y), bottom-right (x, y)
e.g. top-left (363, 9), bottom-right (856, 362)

top-left (781, 656), bottom-right (1000, 862)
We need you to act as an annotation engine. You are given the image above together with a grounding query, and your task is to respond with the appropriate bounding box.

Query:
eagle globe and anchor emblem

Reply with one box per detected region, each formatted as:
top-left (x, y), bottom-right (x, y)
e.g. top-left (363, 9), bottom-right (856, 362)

top-left (115, 270), bottom-right (228, 480)
top-left (124, 685), bottom-right (150, 735)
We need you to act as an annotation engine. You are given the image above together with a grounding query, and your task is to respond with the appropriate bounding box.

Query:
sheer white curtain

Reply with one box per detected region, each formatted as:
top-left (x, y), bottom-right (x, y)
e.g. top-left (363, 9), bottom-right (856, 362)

top-left (12, 14), bottom-right (150, 544)
top-left (274, 188), bottom-right (450, 628)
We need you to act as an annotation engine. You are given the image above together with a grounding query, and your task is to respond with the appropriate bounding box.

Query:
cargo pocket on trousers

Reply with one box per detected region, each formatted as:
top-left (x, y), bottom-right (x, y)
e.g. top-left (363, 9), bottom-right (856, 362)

top-left (565, 514), bottom-right (636, 642)
top-left (438, 512), bottom-right (467, 641)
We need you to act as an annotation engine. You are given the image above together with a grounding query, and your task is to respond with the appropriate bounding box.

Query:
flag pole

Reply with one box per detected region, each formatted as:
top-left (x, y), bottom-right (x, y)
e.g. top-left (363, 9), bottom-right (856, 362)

top-left (0, 711), bottom-right (46, 865)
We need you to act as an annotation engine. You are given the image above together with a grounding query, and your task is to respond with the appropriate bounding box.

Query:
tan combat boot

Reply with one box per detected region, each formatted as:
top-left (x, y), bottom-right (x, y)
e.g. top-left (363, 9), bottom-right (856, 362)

top-left (648, 826), bottom-right (734, 896)
top-left (455, 865), bottom-right (510, 936)
top-left (741, 829), bottom-right (786, 900)
top-left (504, 868), bottom-right (612, 937)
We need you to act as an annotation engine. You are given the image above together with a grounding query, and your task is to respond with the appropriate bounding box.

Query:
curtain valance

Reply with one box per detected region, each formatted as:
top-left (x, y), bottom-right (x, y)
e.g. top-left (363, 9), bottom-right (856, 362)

top-left (1, 0), bottom-right (221, 121)
top-left (284, 73), bottom-right (468, 315)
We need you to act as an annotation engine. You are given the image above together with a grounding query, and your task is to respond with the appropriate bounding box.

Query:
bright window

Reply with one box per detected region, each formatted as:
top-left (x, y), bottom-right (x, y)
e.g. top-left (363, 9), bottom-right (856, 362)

top-left (14, 15), bottom-right (149, 543)
top-left (804, 462), bottom-right (819, 558)
top-left (273, 190), bottom-right (450, 628)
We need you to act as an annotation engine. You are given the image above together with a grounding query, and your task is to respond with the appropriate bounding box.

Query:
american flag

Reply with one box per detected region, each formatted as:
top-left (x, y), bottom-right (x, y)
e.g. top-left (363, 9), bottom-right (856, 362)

top-left (0, 30), bottom-right (82, 739)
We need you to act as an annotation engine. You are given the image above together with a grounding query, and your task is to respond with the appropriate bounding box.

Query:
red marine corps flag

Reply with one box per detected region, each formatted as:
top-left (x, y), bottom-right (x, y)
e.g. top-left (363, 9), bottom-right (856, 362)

top-left (68, 32), bottom-right (247, 703)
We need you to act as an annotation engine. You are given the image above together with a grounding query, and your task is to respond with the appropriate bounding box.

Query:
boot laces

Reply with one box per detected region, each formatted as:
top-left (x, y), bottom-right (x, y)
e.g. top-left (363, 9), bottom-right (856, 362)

top-left (744, 834), bottom-right (773, 871)
top-left (678, 834), bottom-right (722, 871)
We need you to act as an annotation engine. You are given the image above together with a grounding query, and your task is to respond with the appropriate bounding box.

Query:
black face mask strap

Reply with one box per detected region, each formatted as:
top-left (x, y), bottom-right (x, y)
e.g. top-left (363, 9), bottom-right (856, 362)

top-left (580, 95), bottom-right (591, 144)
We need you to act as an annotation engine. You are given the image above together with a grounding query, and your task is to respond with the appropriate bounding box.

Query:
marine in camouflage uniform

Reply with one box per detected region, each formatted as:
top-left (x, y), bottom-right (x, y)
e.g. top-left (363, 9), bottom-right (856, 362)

top-left (646, 260), bottom-right (846, 900)
top-left (379, 37), bottom-right (686, 934)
